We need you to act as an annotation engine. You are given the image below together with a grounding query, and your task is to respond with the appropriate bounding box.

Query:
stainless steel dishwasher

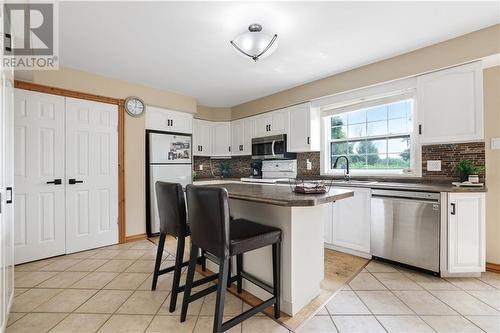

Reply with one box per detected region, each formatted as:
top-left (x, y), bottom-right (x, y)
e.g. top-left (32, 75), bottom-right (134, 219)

top-left (371, 189), bottom-right (440, 275)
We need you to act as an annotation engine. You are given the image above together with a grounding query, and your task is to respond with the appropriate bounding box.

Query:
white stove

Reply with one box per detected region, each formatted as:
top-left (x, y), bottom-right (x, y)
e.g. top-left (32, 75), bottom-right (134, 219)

top-left (241, 160), bottom-right (297, 184)
top-left (240, 177), bottom-right (290, 184)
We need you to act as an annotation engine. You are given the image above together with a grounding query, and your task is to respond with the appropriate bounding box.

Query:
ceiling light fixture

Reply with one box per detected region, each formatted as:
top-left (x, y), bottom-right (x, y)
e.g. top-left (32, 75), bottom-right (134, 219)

top-left (230, 24), bottom-right (278, 62)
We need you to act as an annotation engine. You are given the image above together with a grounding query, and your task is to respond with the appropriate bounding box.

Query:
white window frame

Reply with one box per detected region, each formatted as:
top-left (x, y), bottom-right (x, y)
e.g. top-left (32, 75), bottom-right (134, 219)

top-left (320, 92), bottom-right (422, 178)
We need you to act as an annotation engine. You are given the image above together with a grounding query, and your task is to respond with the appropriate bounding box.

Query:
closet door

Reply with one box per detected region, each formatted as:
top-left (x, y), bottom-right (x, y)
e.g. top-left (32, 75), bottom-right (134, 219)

top-left (14, 89), bottom-right (66, 264)
top-left (65, 97), bottom-right (118, 253)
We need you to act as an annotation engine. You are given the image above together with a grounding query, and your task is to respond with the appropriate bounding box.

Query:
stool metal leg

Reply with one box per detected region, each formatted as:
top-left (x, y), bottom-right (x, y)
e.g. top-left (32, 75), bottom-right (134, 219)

top-left (214, 257), bottom-right (229, 333)
top-left (169, 236), bottom-right (185, 312)
top-left (201, 250), bottom-right (207, 271)
top-left (180, 243), bottom-right (199, 322)
top-left (151, 233), bottom-right (166, 291)
top-left (227, 257), bottom-right (232, 288)
top-left (236, 254), bottom-right (243, 293)
top-left (272, 242), bottom-right (281, 319)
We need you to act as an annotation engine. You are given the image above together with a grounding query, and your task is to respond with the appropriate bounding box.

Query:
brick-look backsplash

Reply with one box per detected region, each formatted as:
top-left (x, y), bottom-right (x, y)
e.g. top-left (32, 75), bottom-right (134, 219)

top-left (194, 142), bottom-right (486, 183)
top-left (421, 142), bottom-right (485, 182)
top-left (193, 156), bottom-right (251, 179)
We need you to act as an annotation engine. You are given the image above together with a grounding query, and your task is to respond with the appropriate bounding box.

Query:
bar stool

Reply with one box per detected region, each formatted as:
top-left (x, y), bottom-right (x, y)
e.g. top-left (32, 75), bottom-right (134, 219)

top-left (152, 181), bottom-right (217, 312)
top-left (181, 185), bottom-right (282, 333)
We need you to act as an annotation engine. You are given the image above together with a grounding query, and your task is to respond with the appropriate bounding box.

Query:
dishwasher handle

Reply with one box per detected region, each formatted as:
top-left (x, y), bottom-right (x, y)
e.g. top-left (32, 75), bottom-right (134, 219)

top-left (371, 194), bottom-right (440, 205)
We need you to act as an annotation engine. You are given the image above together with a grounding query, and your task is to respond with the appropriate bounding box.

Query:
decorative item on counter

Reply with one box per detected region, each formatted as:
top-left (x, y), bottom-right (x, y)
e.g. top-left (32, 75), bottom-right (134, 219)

top-left (455, 159), bottom-right (484, 182)
top-left (468, 174), bottom-right (479, 183)
top-left (219, 160), bottom-right (230, 178)
top-left (288, 178), bottom-right (334, 194)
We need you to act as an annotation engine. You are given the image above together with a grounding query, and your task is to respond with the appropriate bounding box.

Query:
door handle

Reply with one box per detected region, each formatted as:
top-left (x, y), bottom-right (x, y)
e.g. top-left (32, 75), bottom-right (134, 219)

top-left (69, 179), bottom-right (84, 185)
top-left (6, 187), bottom-right (12, 204)
top-left (46, 179), bottom-right (62, 185)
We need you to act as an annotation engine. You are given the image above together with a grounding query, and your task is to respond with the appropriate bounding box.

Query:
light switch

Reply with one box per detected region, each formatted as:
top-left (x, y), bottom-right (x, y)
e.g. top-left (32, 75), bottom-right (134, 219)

top-left (492, 138), bottom-right (500, 150)
top-left (427, 160), bottom-right (441, 171)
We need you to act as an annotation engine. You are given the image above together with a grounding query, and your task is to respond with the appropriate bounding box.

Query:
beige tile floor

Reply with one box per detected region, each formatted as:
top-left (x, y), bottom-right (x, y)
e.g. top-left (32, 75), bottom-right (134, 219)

top-left (6, 240), bottom-right (500, 333)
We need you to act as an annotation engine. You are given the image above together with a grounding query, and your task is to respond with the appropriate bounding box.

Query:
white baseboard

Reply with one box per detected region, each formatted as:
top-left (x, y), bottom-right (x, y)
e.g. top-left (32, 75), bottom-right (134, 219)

top-left (324, 243), bottom-right (372, 260)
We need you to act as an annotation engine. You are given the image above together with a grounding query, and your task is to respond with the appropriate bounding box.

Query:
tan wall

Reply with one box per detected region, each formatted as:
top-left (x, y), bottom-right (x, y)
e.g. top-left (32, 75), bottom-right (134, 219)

top-left (232, 24), bottom-right (500, 119)
top-left (196, 105), bottom-right (232, 121)
top-left (26, 67), bottom-right (198, 237)
top-left (484, 66), bottom-right (500, 265)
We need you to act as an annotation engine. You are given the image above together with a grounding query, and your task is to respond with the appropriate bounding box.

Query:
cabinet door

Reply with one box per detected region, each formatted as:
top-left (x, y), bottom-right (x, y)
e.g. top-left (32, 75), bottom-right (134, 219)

top-left (255, 114), bottom-right (272, 137)
top-left (270, 109), bottom-right (288, 135)
top-left (331, 187), bottom-right (371, 254)
top-left (193, 119), bottom-right (212, 156)
top-left (417, 62), bottom-right (483, 144)
top-left (212, 122), bottom-right (231, 156)
top-left (231, 119), bottom-right (244, 156)
top-left (288, 104), bottom-right (310, 152)
top-left (447, 193), bottom-right (485, 273)
top-left (169, 110), bottom-right (193, 134)
top-left (324, 203), bottom-right (333, 244)
top-left (146, 106), bottom-right (193, 133)
top-left (242, 117), bottom-right (254, 155)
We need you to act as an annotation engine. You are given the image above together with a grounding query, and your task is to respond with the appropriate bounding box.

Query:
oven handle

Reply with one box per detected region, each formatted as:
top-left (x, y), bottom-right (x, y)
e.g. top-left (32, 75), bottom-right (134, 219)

top-left (271, 140), bottom-right (276, 157)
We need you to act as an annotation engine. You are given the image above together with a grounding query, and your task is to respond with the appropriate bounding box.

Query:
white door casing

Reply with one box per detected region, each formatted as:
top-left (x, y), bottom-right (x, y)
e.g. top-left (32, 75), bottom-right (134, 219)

top-left (65, 97), bottom-right (118, 253)
top-left (14, 89), bottom-right (66, 264)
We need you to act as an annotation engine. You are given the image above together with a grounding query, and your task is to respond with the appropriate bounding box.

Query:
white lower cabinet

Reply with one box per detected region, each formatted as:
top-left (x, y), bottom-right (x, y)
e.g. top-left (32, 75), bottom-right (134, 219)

top-left (446, 192), bottom-right (485, 273)
top-left (325, 187), bottom-right (371, 257)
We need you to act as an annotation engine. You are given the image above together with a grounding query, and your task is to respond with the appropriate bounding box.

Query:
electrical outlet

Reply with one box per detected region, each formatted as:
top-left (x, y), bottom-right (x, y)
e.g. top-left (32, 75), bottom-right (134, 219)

top-left (427, 160), bottom-right (441, 172)
top-left (199, 164), bottom-right (203, 171)
top-left (306, 159), bottom-right (312, 170)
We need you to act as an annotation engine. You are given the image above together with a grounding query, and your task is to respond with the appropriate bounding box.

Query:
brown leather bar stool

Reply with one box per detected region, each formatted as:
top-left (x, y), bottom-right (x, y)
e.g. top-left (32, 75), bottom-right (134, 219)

top-left (152, 181), bottom-right (218, 312)
top-left (181, 185), bottom-right (282, 333)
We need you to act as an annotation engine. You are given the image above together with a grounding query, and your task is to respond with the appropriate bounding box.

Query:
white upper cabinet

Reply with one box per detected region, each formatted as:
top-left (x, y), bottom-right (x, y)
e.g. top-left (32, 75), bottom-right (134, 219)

top-left (447, 192), bottom-right (485, 273)
top-left (146, 106), bottom-right (193, 134)
top-left (212, 122), bottom-right (231, 157)
top-left (417, 62), bottom-right (483, 144)
top-left (255, 109), bottom-right (289, 137)
top-left (288, 102), bottom-right (320, 152)
top-left (193, 119), bottom-right (212, 156)
top-left (231, 117), bottom-right (254, 156)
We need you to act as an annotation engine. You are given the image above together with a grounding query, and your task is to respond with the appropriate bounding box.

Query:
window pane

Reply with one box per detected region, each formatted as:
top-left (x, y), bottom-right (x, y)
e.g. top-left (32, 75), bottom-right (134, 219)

top-left (350, 141), bottom-right (365, 154)
top-left (367, 120), bottom-right (387, 136)
top-left (348, 123), bottom-right (366, 138)
top-left (368, 139), bottom-right (387, 154)
top-left (349, 155), bottom-right (366, 168)
top-left (388, 137), bottom-right (410, 153)
top-left (331, 142), bottom-right (349, 155)
top-left (388, 153), bottom-right (410, 169)
top-left (331, 114), bottom-right (347, 126)
top-left (388, 100), bottom-right (410, 119)
top-left (331, 126), bottom-right (347, 139)
top-left (388, 117), bottom-right (410, 134)
top-left (367, 154), bottom-right (387, 168)
top-left (367, 105), bottom-right (387, 122)
top-left (348, 110), bottom-right (366, 124)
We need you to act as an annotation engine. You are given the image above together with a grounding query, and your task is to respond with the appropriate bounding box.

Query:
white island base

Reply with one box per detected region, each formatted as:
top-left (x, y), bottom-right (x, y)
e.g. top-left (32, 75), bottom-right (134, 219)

top-left (206, 199), bottom-right (328, 316)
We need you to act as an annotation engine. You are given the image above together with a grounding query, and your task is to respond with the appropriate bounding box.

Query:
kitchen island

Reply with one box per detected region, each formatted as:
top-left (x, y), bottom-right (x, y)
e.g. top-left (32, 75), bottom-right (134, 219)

top-left (194, 181), bottom-right (353, 316)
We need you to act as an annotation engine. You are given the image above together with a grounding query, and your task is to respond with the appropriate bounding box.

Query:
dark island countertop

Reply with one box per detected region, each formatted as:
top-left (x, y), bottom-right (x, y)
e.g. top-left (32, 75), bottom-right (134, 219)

top-left (195, 182), bottom-right (354, 207)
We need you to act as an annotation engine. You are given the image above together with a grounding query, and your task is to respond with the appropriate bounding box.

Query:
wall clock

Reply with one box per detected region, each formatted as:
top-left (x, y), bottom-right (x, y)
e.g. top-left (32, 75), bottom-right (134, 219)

top-left (125, 96), bottom-right (145, 117)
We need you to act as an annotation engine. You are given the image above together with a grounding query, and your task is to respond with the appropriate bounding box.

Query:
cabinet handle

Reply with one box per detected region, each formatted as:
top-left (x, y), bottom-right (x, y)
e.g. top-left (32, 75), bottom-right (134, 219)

top-left (46, 179), bottom-right (62, 185)
top-left (69, 179), bottom-right (84, 185)
top-left (6, 187), bottom-right (12, 204)
top-left (418, 124), bottom-right (422, 135)
top-left (229, 146), bottom-right (231, 152)
top-left (450, 203), bottom-right (456, 215)
top-left (307, 137), bottom-right (310, 145)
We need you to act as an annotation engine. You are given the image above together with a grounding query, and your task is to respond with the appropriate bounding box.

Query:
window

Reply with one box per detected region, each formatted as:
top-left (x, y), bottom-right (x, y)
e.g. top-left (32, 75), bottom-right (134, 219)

top-left (323, 96), bottom-right (418, 176)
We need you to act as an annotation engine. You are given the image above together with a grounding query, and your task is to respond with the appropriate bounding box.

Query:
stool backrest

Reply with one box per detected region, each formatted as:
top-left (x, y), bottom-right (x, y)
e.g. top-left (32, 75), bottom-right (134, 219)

top-left (155, 181), bottom-right (188, 237)
top-left (186, 185), bottom-right (230, 259)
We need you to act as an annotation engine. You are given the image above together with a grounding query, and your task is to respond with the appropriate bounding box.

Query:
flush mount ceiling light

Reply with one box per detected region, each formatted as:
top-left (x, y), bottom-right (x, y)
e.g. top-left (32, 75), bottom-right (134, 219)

top-left (230, 24), bottom-right (278, 62)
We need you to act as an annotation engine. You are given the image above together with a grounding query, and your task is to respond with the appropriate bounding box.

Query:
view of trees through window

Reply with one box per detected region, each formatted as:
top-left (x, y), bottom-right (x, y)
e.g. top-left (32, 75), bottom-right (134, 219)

top-left (329, 99), bottom-right (413, 170)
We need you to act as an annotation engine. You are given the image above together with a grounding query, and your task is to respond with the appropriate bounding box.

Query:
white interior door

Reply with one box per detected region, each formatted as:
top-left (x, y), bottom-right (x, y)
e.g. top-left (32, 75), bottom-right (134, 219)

top-left (65, 97), bottom-right (118, 253)
top-left (14, 89), bottom-right (66, 264)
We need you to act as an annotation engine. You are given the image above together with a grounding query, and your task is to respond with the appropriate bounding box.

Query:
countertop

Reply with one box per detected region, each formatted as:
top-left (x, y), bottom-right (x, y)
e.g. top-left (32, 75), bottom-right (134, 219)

top-left (194, 178), bottom-right (486, 193)
top-left (195, 182), bottom-right (354, 207)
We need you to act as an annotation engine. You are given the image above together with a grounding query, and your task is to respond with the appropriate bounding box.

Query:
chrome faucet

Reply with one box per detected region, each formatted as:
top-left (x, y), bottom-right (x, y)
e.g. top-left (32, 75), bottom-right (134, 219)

top-left (333, 155), bottom-right (351, 181)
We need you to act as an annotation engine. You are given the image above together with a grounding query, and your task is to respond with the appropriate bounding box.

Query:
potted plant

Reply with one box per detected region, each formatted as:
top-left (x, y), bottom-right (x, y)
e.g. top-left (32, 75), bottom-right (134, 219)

top-left (192, 170), bottom-right (197, 181)
top-left (455, 159), bottom-right (484, 182)
top-left (219, 160), bottom-right (230, 178)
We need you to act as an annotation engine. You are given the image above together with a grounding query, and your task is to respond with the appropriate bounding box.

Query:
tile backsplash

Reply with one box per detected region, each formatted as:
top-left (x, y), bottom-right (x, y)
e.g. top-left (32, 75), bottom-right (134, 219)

top-left (193, 141), bottom-right (486, 182)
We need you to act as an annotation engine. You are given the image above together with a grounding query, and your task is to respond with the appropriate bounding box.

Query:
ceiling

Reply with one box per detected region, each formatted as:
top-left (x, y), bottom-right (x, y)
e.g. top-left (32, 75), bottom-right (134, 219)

top-left (59, 2), bottom-right (500, 107)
